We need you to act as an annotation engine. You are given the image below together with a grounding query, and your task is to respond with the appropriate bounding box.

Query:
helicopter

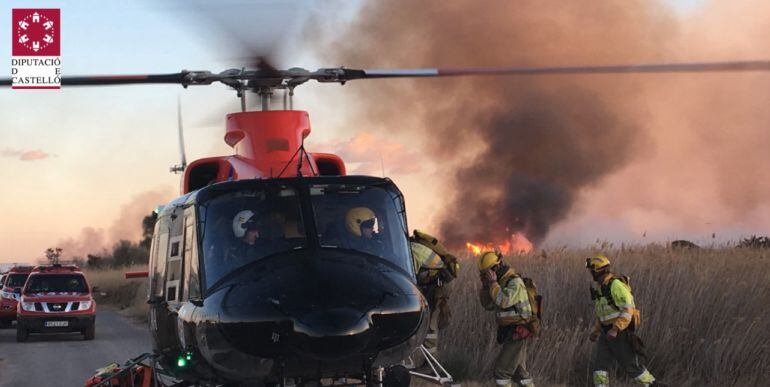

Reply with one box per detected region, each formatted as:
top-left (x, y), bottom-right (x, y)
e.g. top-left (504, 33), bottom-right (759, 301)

top-left (3, 59), bottom-right (770, 387)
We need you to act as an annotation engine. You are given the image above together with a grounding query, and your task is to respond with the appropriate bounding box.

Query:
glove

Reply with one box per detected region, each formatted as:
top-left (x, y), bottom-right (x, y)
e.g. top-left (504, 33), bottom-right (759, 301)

top-left (589, 330), bottom-right (600, 342)
top-left (513, 324), bottom-right (532, 340)
top-left (443, 254), bottom-right (459, 278)
top-left (481, 269), bottom-right (497, 285)
top-left (606, 327), bottom-right (619, 340)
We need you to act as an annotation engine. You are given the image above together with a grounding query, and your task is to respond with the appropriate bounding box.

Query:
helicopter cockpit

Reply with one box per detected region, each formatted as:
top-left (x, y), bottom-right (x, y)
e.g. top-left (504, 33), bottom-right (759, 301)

top-left (198, 177), bottom-right (414, 291)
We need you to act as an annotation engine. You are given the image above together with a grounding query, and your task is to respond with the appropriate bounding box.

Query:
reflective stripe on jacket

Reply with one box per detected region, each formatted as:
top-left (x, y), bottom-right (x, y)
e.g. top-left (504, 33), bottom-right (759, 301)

top-left (488, 270), bottom-right (532, 326)
top-left (593, 274), bottom-right (637, 331)
top-left (412, 241), bottom-right (446, 287)
top-left (411, 242), bottom-right (445, 269)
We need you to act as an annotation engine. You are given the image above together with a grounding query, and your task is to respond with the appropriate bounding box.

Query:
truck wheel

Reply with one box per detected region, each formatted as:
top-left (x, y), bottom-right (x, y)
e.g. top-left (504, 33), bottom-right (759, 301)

top-left (16, 327), bottom-right (29, 342)
top-left (0, 318), bottom-right (11, 328)
top-left (84, 323), bottom-right (95, 340)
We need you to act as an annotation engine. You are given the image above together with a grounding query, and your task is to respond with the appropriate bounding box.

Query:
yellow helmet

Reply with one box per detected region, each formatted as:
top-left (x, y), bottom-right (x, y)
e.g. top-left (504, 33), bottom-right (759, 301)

top-left (345, 207), bottom-right (376, 237)
top-left (478, 251), bottom-right (500, 272)
top-left (585, 254), bottom-right (611, 272)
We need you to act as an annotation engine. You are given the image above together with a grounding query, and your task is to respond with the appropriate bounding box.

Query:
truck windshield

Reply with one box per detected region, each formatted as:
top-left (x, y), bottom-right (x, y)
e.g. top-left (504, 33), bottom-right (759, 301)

top-left (310, 183), bottom-right (412, 271)
top-left (25, 274), bottom-right (87, 294)
top-left (5, 274), bottom-right (29, 288)
top-left (202, 185), bottom-right (307, 287)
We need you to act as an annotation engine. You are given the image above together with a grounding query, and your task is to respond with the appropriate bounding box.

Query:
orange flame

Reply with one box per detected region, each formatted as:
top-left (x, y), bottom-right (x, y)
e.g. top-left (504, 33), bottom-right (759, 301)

top-left (465, 233), bottom-right (534, 256)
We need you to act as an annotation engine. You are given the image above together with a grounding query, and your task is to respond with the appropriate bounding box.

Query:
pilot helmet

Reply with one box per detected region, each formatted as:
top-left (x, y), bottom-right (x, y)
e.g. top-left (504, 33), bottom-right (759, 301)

top-left (345, 207), bottom-right (376, 237)
top-left (232, 210), bottom-right (259, 238)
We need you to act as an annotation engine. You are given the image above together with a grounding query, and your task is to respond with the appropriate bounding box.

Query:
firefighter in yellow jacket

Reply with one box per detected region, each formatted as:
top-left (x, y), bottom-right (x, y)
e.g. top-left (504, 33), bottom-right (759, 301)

top-left (586, 254), bottom-right (667, 387)
top-left (410, 230), bottom-right (459, 360)
top-left (478, 252), bottom-right (535, 387)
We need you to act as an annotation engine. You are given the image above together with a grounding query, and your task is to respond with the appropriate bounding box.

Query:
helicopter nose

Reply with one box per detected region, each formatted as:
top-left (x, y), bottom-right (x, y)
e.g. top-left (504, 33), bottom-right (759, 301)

top-left (212, 250), bottom-right (425, 361)
top-left (294, 307), bottom-right (371, 337)
top-left (291, 306), bottom-right (373, 358)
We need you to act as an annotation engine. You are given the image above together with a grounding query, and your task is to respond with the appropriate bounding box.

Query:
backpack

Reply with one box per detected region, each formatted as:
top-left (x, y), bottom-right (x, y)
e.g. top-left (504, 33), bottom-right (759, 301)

top-left (411, 230), bottom-right (459, 280)
top-left (600, 275), bottom-right (631, 308)
top-left (599, 275), bottom-right (641, 331)
top-left (516, 275), bottom-right (543, 335)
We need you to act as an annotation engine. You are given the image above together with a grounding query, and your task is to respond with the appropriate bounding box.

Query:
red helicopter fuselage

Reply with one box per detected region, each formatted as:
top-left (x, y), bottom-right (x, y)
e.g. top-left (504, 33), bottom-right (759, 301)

top-left (183, 110), bottom-right (346, 193)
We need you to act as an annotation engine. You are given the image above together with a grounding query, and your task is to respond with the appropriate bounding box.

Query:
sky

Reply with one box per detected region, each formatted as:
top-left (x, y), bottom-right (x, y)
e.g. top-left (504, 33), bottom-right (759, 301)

top-left (4, 0), bottom-right (769, 263)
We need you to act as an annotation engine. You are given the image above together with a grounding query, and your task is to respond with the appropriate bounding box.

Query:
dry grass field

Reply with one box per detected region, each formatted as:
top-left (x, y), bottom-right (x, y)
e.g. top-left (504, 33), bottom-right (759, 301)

top-left (83, 265), bottom-right (149, 323)
top-left (440, 244), bottom-right (770, 386)
top-left (83, 245), bottom-right (769, 386)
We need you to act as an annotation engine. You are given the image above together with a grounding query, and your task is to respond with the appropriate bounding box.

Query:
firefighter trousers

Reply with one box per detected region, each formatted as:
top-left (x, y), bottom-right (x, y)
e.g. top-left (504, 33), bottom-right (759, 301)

top-left (590, 330), bottom-right (655, 386)
top-left (424, 308), bottom-right (439, 356)
top-left (493, 338), bottom-right (534, 386)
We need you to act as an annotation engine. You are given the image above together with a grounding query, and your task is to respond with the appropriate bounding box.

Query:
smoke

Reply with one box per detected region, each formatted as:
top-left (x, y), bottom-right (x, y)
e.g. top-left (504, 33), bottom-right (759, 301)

top-left (314, 132), bottom-right (422, 176)
top-left (57, 188), bottom-right (173, 259)
top-left (310, 0), bottom-right (672, 245)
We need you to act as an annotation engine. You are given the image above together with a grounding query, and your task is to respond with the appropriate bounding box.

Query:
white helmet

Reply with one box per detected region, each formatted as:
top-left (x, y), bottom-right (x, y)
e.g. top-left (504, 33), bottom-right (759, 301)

top-left (232, 210), bottom-right (256, 238)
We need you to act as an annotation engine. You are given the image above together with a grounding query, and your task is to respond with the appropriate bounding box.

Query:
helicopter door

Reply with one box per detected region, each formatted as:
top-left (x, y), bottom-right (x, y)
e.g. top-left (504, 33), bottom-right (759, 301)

top-left (149, 214), bottom-right (178, 352)
top-left (154, 206), bottom-right (186, 355)
top-left (182, 210), bottom-right (201, 300)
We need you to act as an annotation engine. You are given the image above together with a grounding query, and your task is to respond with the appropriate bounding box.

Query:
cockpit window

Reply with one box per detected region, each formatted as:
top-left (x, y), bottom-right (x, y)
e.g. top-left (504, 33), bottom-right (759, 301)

top-left (201, 186), bottom-right (307, 287)
top-left (310, 184), bottom-right (412, 271)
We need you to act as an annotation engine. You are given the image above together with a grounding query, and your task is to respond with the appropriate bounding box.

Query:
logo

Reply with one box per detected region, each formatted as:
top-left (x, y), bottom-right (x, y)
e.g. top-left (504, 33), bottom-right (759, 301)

top-left (52, 303), bottom-right (62, 310)
top-left (11, 9), bottom-right (61, 89)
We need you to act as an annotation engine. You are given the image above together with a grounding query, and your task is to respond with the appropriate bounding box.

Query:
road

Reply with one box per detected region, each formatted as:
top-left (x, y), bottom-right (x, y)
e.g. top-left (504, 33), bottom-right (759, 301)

top-left (0, 308), bottom-right (150, 387)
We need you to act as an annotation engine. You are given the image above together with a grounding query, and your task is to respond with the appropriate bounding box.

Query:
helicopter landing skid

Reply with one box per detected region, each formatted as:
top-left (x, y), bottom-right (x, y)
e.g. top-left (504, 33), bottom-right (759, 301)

top-left (404, 346), bottom-right (460, 387)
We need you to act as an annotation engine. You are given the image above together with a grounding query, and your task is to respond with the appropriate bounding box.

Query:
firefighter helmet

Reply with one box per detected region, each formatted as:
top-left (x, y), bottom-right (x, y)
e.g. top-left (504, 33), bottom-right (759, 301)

top-left (585, 254), bottom-right (611, 272)
top-left (345, 207), bottom-right (376, 237)
top-left (478, 251), bottom-right (501, 272)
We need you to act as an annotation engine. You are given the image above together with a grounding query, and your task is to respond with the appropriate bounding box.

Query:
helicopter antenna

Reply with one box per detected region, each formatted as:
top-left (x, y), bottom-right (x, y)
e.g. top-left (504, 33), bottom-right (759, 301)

top-left (239, 68), bottom-right (247, 112)
top-left (275, 137), bottom-right (317, 178)
top-left (170, 95), bottom-right (187, 174)
top-left (379, 151), bottom-right (386, 177)
top-left (277, 143), bottom-right (304, 177)
top-left (300, 137), bottom-right (317, 176)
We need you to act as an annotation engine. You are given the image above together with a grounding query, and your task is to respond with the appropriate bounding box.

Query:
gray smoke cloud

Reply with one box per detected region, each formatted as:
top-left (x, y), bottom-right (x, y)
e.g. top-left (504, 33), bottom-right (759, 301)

top-left (310, 0), bottom-right (670, 245)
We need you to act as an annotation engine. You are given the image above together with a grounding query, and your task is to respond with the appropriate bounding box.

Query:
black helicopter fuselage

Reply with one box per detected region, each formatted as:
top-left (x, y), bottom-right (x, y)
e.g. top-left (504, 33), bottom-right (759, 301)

top-left (146, 176), bottom-right (428, 384)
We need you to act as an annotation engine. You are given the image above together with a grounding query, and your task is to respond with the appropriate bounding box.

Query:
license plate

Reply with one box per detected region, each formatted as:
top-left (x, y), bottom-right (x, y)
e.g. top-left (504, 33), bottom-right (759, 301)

top-left (44, 321), bottom-right (68, 327)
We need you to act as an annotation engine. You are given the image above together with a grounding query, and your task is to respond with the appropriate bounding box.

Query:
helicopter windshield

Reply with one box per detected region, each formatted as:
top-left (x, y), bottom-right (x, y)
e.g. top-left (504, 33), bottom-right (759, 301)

top-left (202, 185), bottom-right (307, 286)
top-left (310, 183), bottom-right (411, 270)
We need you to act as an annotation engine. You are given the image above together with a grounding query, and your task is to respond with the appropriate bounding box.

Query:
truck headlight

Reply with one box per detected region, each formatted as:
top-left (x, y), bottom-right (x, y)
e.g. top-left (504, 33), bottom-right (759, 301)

top-left (0, 290), bottom-right (14, 300)
top-left (21, 301), bottom-right (35, 311)
top-left (78, 301), bottom-right (92, 311)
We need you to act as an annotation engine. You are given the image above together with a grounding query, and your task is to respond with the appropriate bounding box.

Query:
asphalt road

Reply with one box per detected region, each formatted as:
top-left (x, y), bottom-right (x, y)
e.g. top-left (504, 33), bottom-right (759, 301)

top-left (0, 308), bottom-right (150, 387)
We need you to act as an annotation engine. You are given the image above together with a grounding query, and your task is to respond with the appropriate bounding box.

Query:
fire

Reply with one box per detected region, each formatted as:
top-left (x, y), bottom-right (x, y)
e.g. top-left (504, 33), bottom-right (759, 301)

top-left (465, 233), bottom-right (534, 256)
top-left (466, 241), bottom-right (494, 256)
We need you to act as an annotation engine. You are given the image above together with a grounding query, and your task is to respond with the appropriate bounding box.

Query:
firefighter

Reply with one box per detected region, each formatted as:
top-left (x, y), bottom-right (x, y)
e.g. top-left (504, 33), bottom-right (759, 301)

top-left (478, 251), bottom-right (535, 387)
top-left (344, 207), bottom-right (384, 256)
top-left (227, 210), bottom-right (287, 264)
top-left (586, 254), bottom-right (667, 387)
top-left (410, 230), bottom-right (459, 361)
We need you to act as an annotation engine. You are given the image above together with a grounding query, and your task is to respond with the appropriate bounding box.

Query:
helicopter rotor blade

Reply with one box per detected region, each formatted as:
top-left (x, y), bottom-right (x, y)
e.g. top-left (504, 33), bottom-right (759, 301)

top-left (0, 71), bottom-right (220, 87)
top-left (170, 95), bottom-right (188, 174)
top-left (311, 60), bottom-right (770, 83)
top-left (3, 60), bottom-right (769, 91)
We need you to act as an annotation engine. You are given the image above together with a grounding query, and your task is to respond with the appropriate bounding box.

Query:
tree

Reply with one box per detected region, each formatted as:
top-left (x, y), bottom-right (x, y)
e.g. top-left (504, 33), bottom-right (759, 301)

top-left (111, 240), bottom-right (149, 267)
top-left (45, 247), bottom-right (63, 265)
top-left (86, 254), bottom-right (104, 269)
top-left (140, 212), bottom-right (159, 250)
